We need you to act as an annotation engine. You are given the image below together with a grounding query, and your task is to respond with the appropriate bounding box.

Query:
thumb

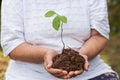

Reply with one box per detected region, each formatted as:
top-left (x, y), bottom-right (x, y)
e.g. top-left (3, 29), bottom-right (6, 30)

top-left (85, 60), bottom-right (89, 71)
top-left (83, 55), bottom-right (89, 71)
top-left (44, 55), bottom-right (53, 69)
top-left (47, 60), bottom-right (53, 68)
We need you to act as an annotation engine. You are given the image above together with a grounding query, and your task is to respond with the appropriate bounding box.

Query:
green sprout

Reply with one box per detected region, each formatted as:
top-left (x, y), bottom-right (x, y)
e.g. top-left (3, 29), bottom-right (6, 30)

top-left (44, 10), bottom-right (67, 31)
top-left (44, 10), bottom-right (68, 49)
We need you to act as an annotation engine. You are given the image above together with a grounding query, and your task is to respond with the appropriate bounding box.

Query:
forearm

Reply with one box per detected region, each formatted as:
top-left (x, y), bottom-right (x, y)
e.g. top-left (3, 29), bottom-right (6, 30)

top-left (9, 42), bottom-right (50, 63)
top-left (79, 29), bottom-right (108, 60)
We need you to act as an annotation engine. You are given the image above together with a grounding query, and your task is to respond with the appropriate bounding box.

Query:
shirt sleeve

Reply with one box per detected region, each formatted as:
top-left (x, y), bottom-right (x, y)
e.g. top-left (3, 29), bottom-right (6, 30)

top-left (88, 0), bottom-right (110, 39)
top-left (1, 0), bottom-right (25, 56)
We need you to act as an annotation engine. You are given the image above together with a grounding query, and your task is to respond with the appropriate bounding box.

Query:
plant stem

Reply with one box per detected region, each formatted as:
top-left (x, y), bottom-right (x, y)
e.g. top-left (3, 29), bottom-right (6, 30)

top-left (61, 22), bottom-right (65, 50)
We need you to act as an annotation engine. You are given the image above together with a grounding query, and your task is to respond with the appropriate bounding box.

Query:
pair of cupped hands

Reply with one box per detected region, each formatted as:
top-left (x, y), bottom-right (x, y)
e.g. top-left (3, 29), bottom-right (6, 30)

top-left (44, 49), bottom-right (89, 79)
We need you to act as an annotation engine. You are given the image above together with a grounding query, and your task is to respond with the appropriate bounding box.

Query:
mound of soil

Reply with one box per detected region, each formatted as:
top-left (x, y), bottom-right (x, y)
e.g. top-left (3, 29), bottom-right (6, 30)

top-left (52, 48), bottom-right (85, 72)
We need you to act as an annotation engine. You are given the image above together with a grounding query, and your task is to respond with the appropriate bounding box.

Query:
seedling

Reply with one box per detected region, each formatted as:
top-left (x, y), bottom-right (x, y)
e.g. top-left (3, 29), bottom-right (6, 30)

top-left (44, 10), bottom-right (67, 30)
top-left (45, 10), bottom-right (67, 49)
top-left (44, 10), bottom-right (85, 73)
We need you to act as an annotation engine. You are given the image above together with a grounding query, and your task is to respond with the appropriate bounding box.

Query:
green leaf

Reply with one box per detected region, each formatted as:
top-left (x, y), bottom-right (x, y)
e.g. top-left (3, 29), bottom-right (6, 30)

top-left (52, 16), bottom-right (60, 30)
top-left (58, 16), bottom-right (67, 23)
top-left (44, 10), bottom-right (56, 17)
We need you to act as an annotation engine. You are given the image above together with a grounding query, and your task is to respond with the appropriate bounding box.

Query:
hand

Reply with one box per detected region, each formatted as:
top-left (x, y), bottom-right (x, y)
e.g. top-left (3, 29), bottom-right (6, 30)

top-left (44, 49), bottom-right (68, 79)
top-left (66, 54), bottom-right (89, 78)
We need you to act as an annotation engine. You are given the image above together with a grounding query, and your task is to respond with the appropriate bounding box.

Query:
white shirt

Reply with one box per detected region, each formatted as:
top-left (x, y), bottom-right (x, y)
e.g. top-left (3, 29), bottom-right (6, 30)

top-left (1, 0), bottom-right (114, 80)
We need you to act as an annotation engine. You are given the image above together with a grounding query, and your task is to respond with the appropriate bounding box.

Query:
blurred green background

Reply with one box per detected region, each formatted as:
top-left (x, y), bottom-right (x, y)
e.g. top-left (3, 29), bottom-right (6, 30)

top-left (0, 0), bottom-right (120, 80)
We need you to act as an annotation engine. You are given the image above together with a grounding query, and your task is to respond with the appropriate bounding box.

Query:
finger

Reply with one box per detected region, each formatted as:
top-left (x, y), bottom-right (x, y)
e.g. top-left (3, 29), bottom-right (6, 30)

top-left (55, 75), bottom-right (68, 79)
top-left (74, 69), bottom-right (84, 75)
top-left (48, 69), bottom-right (69, 79)
top-left (84, 60), bottom-right (89, 71)
top-left (47, 68), bottom-right (63, 74)
top-left (84, 56), bottom-right (89, 71)
top-left (54, 72), bottom-right (67, 78)
top-left (45, 65), bottom-right (68, 78)
top-left (44, 56), bottom-right (53, 69)
top-left (62, 70), bottom-right (68, 75)
top-left (47, 61), bottom-right (53, 69)
top-left (53, 70), bottom-right (68, 77)
top-left (52, 70), bottom-right (68, 79)
top-left (54, 69), bottom-right (68, 76)
top-left (68, 71), bottom-right (75, 77)
top-left (44, 60), bottom-right (52, 70)
top-left (66, 71), bottom-right (77, 78)
top-left (44, 61), bottom-right (48, 70)
top-left (81, 55), bottom-right (89, 71)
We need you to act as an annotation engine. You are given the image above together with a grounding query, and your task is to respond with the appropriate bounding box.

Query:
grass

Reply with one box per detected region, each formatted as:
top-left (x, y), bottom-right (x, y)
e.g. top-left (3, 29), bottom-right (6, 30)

top-left (0, 34), bottom-right (120, 80)
top-left (101, 33), bottom-right (120, 77)
top-left (0, 52), bottom-right (9, 80)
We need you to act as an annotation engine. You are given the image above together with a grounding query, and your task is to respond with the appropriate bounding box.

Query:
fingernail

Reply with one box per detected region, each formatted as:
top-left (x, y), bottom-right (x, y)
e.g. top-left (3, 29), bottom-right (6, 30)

top-left (47, 64), bottom-right (51, 67)
top-left (63, 71), bottom-right (67, 74)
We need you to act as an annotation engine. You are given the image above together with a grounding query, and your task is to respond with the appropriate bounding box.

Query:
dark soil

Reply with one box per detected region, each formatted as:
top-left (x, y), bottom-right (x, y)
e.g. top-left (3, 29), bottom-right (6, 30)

top-left (52, 48), bottom-right (85, 72)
